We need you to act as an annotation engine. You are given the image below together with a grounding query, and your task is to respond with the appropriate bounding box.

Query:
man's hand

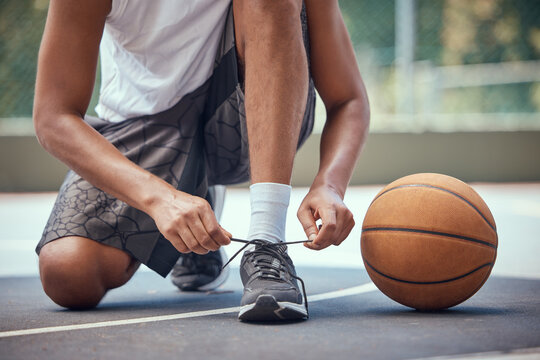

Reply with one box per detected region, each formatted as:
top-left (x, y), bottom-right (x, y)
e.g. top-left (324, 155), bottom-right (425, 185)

top-left (297, 185), bottom-right (355, 250)
top-left (149, 191), bottom-right (231, 255)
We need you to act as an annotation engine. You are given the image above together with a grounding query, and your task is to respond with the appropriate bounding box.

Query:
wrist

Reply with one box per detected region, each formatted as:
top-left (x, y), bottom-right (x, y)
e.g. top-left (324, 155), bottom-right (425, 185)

top-left (138, 176), bottom-right (177, 217)
top-left (310, 173), bottom-right (346, 199)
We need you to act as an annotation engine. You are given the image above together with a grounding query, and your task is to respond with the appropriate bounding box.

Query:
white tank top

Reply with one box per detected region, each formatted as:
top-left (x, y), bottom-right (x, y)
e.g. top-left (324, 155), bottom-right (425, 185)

top-left (95, 0), bottom-right (231, 122)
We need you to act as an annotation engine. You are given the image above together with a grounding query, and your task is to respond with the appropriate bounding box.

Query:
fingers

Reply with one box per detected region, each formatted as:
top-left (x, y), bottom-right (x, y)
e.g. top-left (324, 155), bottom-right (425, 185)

top-left (165, 232), bottom-right (190, 253)
top-left (297, 205), bottom-right (319, 242)
top-left (335, 212), bottom-right (355, 246)
top-left (178, 225), bottom-right (208, 255)
top-left (159, 195), bottom-right (231, 254)
top-left (187, 199), bottom-right (231, 253)
top-left (199, 205), bottom-right (231, 247)
top-left (305, 206), bottom-right (336, 250)
top-left (220, 225), bottom-right (233, 239)
top-left (188, 220), bottom-right (220, 253)
top-left (304, 205), bottom-right (355, 251)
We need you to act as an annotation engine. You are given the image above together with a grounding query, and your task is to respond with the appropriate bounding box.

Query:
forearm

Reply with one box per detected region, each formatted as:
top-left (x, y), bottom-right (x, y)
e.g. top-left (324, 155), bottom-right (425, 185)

top-left (312, 98), bottom-right (369, 198)
top-left (32, 0), bottom-right (167, 215)
top-left (35, 112), bottom-right (175, 215)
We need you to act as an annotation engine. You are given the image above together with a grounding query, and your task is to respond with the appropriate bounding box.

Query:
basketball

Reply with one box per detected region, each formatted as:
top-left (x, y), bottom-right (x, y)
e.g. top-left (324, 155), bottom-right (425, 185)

top-left (361, 173), bottom-right (498, 310)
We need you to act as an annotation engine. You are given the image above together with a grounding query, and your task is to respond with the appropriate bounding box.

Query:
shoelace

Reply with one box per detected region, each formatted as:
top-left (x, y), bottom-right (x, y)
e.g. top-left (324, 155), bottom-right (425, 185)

top-left (222, 238), bottom-right (312, 316)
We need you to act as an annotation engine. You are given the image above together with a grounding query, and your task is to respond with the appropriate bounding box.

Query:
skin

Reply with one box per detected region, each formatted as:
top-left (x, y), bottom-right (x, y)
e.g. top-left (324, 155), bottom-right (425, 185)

top-left (234, 0), bottom-right (308, 186)
top-left (300, 0), bottom-right (370, 250)
top-left (34, 0), bottom-right (369, 308)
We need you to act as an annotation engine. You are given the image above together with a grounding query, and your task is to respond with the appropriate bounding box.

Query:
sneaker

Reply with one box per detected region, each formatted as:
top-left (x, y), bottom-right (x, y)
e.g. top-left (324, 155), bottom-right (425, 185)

top-left (237, 239), bottom-right (308, 321)
top-left (170, 247), bottom-right (229, 291)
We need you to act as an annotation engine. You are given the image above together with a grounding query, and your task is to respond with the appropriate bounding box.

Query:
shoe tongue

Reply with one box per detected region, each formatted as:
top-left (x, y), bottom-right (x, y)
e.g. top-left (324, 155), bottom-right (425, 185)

top-left (253, 240), bottom-right (287, 255)
top-left (244, 240), bottom-right (287, 253)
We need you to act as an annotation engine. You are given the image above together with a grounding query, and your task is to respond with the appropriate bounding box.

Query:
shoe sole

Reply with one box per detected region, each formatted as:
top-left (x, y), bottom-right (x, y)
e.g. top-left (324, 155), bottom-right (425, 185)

top-left (238, 294), bottom-right (308, 321)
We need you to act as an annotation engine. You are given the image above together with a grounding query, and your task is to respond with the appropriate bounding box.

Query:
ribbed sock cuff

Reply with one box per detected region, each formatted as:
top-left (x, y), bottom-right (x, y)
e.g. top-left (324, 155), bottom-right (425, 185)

top-left (246, 182), bottom-right (292, 243)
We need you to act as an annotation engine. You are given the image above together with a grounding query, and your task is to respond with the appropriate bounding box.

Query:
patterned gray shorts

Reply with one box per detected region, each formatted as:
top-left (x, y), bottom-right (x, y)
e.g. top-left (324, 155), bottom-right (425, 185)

top-left (36, 6), bottom-right (316, 277)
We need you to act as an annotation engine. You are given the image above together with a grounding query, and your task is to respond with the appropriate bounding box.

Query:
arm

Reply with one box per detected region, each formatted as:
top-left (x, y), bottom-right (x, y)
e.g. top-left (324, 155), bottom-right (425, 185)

top-left (298, 0), bottom-right (370, 250)
top-left (34, 0), bottom-right (230, 254)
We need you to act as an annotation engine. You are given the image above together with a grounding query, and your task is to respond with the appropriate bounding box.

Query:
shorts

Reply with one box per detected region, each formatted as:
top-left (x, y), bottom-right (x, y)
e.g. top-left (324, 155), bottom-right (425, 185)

top-left (36, 4), bottom-right (316, 277)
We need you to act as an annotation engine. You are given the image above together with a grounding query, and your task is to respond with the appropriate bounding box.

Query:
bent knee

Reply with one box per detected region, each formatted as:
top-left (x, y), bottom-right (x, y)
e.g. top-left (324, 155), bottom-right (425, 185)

top-left (39, 244), bottom-right (106, 309)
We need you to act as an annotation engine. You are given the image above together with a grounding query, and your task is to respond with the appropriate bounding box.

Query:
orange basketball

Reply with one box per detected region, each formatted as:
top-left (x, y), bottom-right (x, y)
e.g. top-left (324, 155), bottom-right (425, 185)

top-left (361, 173), bottom-right (498, 310)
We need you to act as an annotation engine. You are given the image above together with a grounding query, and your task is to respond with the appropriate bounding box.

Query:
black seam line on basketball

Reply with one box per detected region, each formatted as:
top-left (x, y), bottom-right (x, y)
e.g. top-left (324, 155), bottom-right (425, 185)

top-left (373, 184), bottom-right (496, 232)
top-left (365, 260), bottom-right (493, 285)
top-left (362, 227), bottom-right (497, 249)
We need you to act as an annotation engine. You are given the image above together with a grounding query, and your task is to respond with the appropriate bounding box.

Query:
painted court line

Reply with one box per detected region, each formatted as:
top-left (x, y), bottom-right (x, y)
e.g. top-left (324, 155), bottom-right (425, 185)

top-left (309, 282), bottom-right (377, 302)
top-left (0, 282), bottom-right (376, 339)
top-left (412, 346), bottom-right (540, 360)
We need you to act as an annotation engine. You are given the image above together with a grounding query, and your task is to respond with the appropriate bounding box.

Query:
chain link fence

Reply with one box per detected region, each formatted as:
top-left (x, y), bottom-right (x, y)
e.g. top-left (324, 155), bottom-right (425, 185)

top-left (1, 0), bottom-right (539, 134)
top-left (338, 0), bottom-right (540, 132)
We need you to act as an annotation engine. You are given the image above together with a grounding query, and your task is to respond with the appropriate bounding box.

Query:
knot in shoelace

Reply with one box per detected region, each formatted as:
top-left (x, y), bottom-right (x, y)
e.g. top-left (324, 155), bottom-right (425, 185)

top-left (222, 238), bottom-right (312, 316)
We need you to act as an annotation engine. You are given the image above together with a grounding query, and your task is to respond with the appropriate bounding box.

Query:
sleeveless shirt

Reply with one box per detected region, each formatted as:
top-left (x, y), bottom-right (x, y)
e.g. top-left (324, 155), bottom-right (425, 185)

top-left (95, 0), bottom-right (231, 122)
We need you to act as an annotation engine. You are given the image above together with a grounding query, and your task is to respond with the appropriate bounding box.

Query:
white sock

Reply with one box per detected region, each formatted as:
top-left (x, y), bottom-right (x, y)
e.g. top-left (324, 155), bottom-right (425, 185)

top-left (247, 182), bottom-right (291, 244)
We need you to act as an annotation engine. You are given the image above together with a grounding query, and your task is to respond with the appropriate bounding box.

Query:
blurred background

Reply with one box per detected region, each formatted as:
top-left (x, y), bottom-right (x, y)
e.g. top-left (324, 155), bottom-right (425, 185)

top-left (0, 0), bottom-right (539, 279)
top-left (0, 0), bottom-right (539, 190)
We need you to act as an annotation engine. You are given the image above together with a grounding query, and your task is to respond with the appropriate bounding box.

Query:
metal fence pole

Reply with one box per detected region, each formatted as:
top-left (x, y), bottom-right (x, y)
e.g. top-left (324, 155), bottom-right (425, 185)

top-left (395, 0), bottom-right (416, 117)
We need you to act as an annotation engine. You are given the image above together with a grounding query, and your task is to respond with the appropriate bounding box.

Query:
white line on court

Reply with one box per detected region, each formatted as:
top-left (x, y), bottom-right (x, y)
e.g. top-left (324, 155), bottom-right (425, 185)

top-left (412, 347), bottom-right (540, 360)
top-left (309, 282), bottom-right (377, 302)
top-left (0, 282), bottom-right (377, 339)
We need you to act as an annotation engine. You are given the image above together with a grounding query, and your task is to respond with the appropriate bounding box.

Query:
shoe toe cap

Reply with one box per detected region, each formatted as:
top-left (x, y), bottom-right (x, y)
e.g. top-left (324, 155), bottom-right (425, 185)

top-left (241, 284), bottom-right (302, 306)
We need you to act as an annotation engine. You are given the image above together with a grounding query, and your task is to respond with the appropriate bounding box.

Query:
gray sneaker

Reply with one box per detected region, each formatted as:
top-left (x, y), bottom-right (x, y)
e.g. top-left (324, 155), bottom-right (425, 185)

top-left (170, 247), bottom-right (229, 291)
top-left (237, 240), bottom-right (308, 321)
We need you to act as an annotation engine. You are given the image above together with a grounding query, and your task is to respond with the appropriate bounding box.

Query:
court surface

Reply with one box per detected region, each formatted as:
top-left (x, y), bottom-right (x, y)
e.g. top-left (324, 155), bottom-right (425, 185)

top-left (1, 184), bottom-right (539, 360)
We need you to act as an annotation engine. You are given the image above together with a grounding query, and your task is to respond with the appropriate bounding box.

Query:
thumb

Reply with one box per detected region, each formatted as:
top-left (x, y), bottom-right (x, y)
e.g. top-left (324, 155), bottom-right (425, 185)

top-left (219, 225), bottom-right (232, 240)
top-left (297, 207), bottom-right (319, 241)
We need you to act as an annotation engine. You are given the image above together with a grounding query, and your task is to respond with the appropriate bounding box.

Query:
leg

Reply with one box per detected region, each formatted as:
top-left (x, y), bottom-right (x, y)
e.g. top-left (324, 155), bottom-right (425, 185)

top-left (234, 0), bottom-right (308, 184)
top-left (235, 0), bottom-right (308, 243)
top-left (233, 0), bottom-right (311, 321)
top-left (39, 236), bottom-right (139, 309)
